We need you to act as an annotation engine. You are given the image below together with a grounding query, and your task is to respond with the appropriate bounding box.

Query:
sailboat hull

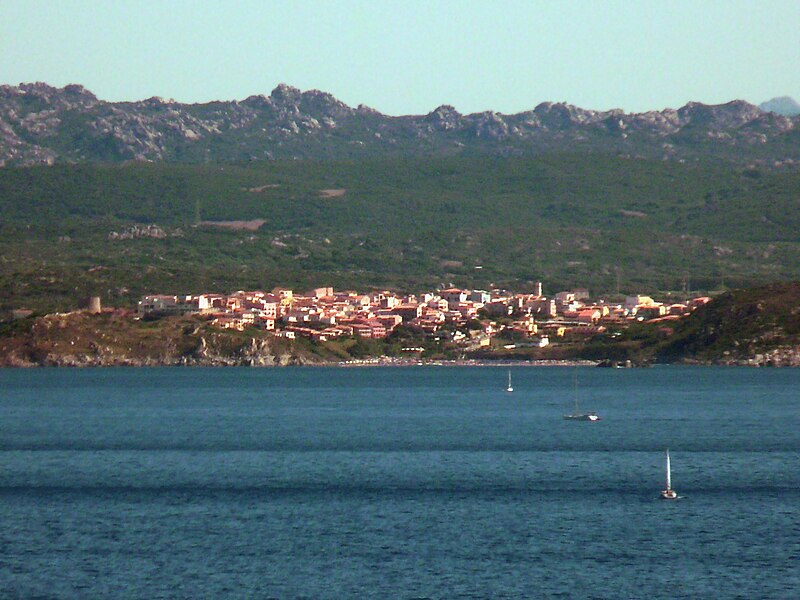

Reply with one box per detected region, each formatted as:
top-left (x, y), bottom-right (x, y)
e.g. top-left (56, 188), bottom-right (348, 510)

top-left (563, 413), bottom-right (600, 421)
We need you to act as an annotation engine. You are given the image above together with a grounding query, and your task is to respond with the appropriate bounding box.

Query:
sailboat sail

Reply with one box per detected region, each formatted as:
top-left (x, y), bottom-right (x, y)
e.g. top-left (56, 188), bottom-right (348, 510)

top-left (666, 449), bottom-right (672, 490)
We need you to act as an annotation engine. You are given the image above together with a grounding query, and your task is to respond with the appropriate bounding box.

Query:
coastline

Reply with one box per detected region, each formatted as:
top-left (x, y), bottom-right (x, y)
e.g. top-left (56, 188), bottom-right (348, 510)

top-left (335, 358), bottom-right (600, 368)
top-left (0, 355), bottom-right (601, 368)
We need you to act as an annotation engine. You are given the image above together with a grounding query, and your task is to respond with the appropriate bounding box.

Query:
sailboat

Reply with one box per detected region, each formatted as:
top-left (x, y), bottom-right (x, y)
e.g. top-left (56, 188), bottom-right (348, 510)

top-left (563, 370), bottom-right (600, 421)
top-left (506, 369), bottom-right (514, 393)
top-left (660, 449), bottom-right (678, 499)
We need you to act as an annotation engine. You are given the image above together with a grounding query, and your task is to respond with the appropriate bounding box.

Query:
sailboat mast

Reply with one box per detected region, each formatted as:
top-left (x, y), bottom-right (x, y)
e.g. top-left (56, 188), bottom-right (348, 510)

top-left (666, 449), bottom-right (672, 490)
top-left (574, 369), bottom-right (579, 413)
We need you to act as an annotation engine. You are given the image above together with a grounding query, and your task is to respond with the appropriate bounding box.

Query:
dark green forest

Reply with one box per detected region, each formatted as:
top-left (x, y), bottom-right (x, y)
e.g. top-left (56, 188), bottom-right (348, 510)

top-left (2, 154), bottom-right (800, 313)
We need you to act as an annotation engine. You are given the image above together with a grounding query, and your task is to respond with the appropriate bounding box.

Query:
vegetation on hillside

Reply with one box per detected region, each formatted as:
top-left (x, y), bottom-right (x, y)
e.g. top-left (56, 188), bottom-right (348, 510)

top-left (2, 155), bottom-right (800, 313)
top-left (653, 282), bottom-right (800, 364)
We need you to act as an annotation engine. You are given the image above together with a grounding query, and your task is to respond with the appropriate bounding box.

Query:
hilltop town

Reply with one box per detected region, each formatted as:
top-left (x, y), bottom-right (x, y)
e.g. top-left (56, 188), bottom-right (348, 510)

top-left (6, 280), bottom-right (800, 368)
top-left (136, 283), bottom-right (711, 355)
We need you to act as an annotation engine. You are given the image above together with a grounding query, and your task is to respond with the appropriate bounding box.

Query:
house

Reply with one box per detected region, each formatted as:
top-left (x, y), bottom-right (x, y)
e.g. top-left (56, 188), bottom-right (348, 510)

top-left (375, 314), bottom-right (403, 331)
top-left (286, 325), bottom-right (329, 342)
top-left (365, 320), bottom-right (387, 338)
top-left (320, 326), bottom-right (347, 339)
top-left (468, 290), bottom-right (492, 303)
top-left (527, 297), bottom-right (556, 318)
top-left (427, 297), bottom-right (450, 311)
top-left (272, 288), bottom-right (294, 304)
top-left (393, 303), bottom-right (423, 322)
top-left (440, 288), bottom-right (468, 307)
top-left (636, 305), bottom-right (666, 320)
top-left (668, 304), bottom-right (689, 316)
top-left (511, 317), bottom-right (538, 335)
top-left (540, 323), bottom-right (567, 337)
top-left (573, 288), bottom-right (590, 301)
top-left (454, 302), bottom-right (482, 319)
top-left (283, 307), bottom-right (321, 323)
top-left (626, 295), bottom-right (655, 308)
top-left (307, 286), bottom-right (334, 298)
top-left (138, 295), bottom-right (178, 316)
top-left (484, 300), bottom-right (513, 317)
top-left (577, 309), bottom-right (602, 324)
top-left (380, 295), bottom-right (399, 309)
top-left (212, 314), bottom-right (247, 331)
top-left (555, 291), bottom-right (575, 305)
top-left (137, 294), bottom-right (211, 317)
top-left (564, 325), bottom-right (607, 337)
top-left (341, 318), bottom-right (387, 339)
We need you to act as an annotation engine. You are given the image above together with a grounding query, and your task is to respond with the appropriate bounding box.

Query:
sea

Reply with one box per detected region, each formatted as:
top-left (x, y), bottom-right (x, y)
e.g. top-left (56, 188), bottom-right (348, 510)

top-left (1, 366), bottom-right (798, 599)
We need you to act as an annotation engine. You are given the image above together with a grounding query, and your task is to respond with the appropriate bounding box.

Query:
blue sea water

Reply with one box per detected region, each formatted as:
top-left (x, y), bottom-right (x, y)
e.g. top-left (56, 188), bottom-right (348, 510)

top-left (1, 366), bottom-right (798, 599)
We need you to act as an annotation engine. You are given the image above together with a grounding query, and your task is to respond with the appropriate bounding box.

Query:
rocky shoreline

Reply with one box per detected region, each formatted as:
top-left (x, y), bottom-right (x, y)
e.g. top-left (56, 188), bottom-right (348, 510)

top-left (4, 350), bottom-right (799, 368)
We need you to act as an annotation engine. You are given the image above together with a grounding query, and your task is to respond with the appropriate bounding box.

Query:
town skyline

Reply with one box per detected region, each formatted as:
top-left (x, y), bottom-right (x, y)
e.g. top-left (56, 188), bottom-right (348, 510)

top-left (136, 281), bottom-right (709, 352)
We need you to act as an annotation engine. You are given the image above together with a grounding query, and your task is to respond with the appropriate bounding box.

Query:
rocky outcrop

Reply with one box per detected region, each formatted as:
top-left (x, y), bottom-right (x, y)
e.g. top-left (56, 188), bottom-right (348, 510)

top-left (0, 82), bottom-right (798, 166)
top-left (0, 312), bottom-right (322, 367)
top-left (723, 346), bottom-right (800, 367)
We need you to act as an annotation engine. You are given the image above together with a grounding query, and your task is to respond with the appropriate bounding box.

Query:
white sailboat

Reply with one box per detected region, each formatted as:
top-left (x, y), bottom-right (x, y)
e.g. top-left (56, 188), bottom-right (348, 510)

top-left (563, 370), bottom-right (600, 421)
top-left (660, 449), bottom-right (678, 499)
top-left (506, 369), bottom-right (514, 393)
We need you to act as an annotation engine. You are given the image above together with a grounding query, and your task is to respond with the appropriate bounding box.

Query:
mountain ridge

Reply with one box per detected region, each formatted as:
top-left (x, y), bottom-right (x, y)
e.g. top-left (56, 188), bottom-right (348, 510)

top-left (1, 82), bottom-right (799, 166)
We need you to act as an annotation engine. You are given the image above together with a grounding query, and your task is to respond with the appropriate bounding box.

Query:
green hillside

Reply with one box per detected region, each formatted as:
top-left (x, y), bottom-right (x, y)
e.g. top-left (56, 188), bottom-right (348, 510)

top-left (2, 155), bottom-right (800, 313)
top-left (653, 282), bottom-right (800, 364)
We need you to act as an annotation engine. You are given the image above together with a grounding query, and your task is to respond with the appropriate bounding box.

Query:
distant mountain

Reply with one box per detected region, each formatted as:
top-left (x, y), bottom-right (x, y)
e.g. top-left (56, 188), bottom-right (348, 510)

top-left (759, 96), bottom-right (800, 117)
top-left (1, 82), bottom-right (799, 166)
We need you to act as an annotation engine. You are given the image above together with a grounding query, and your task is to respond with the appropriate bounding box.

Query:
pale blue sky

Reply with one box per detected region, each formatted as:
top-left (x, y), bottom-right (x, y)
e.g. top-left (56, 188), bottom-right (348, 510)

top-left (1, 1), bottom-right (798, 115)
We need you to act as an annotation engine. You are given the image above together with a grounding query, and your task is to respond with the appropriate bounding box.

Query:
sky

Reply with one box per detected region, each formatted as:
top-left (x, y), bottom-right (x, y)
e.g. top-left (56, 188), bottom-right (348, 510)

top-left (1, 1), bottom-right (799, 116)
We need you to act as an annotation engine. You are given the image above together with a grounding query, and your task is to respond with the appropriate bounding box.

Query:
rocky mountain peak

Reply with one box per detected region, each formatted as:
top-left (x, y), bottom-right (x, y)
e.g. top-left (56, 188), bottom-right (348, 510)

top-left (425, 105), bottom-right (463, 131)
top-left (356, 103), bottom-right (381, 115)
top-left (270, 83), bottom-right (302, 104)
top-left (297, 89), bottom-right (352, 119)
top-left (533, 102), bottom-right (588, 129)
top-left (428, 105), bottom-right (461, 118)
top-left (242, 94), bottom-right (272, 109)
top-left (0, 82), bottom-right (797, 166)
top-left (677, 100), bottom-right (762, 128)
top-left (63, 84), bottom-right (97, 101)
